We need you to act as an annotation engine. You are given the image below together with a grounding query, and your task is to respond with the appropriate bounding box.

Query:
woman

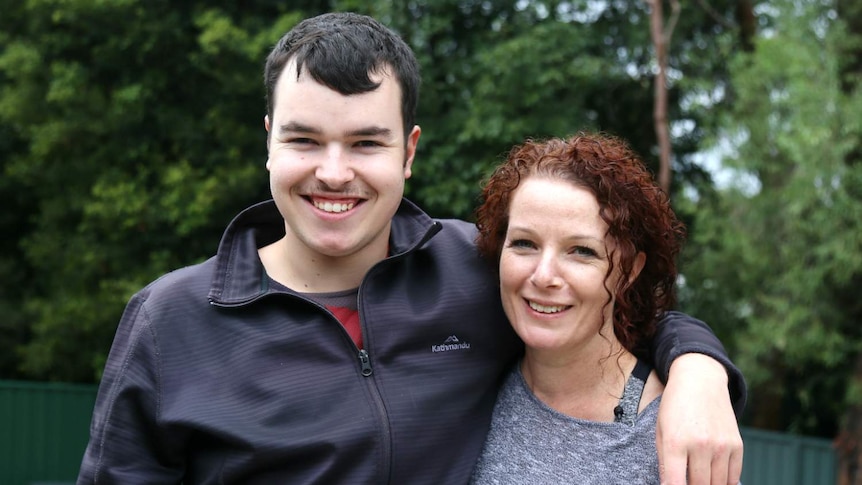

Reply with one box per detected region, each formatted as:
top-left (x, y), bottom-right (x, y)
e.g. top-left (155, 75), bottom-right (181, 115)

top-left (471, 133), bottom-right (686, 484)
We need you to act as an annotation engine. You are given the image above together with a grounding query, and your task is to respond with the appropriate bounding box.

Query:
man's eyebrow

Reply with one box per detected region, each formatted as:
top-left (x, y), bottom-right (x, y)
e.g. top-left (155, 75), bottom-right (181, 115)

top-left (278, 122), bottom-right (394, 140)
top-left (347, 126), bottom-right (393, 138)
top-left (278, 121), bottom-right (320, 135)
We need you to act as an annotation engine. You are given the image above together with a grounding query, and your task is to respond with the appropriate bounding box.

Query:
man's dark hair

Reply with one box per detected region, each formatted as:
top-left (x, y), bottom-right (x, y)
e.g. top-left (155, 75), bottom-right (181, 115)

top-left (264, 12), bottom-right (420, 139)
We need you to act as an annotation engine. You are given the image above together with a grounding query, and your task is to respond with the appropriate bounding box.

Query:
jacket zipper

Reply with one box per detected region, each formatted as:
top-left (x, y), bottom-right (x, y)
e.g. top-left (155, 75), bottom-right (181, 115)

top-left (358, 349), bottom-right (373, 376)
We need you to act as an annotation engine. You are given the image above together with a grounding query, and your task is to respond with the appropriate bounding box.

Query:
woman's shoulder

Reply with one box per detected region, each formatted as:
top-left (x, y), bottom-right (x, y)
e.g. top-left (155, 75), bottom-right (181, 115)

top-left (639, 369), bottom-right (665, 414)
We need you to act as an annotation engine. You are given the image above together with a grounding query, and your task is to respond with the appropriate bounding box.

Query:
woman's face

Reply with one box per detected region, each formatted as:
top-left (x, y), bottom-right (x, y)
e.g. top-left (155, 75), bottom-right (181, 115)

top-left (499, 177), bottom-right (624, 356)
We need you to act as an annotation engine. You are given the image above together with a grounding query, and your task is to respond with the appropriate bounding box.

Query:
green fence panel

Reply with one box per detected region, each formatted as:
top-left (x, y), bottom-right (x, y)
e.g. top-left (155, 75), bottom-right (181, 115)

top-left (0, 380), bottom-right (97, 485)
top-left (741, 426), bottom-right (837, 485)
top-left (0, 379), bottom-right (843, 484)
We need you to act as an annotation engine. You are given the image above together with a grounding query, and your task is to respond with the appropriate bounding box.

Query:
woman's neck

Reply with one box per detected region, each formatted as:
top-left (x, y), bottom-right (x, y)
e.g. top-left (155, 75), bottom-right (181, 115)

top-left (520, 340), bottom-right (638, 421)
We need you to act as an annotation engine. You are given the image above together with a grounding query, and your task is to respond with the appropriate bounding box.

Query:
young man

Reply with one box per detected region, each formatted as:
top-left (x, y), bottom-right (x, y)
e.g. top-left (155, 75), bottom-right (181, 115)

top-left (78, 12), bottom-right (745, 485)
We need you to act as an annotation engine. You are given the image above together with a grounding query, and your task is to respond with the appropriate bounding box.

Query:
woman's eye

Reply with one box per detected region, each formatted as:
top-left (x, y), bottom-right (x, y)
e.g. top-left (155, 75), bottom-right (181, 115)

top-left (508, 239), bottom-right (536, 250)
top-left (572, 246), bottom-right (598, 257)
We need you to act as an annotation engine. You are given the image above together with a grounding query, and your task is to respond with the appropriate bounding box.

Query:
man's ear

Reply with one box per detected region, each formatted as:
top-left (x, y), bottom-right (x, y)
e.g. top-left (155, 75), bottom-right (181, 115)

top-left (264, 115), bottom-right (272, 170)
top-left (403, 125), bottom-right (421, 179)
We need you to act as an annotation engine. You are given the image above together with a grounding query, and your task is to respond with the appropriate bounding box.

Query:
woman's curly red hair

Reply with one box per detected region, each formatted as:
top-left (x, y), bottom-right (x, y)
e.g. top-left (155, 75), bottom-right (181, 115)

top-left (475, 132), bottom-right (687, 353)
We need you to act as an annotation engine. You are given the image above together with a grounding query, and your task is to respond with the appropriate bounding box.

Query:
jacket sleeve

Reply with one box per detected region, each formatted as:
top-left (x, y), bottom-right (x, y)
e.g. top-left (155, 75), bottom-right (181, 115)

top-left (650, 310), bottom-right (747, 418)
top-left (77, 291), bottom-right (187, 484)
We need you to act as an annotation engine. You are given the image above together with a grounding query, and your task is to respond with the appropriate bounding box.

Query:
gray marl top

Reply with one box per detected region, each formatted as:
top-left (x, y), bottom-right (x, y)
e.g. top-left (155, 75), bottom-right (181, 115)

top-left (470, 360), bottom-right (661, 485)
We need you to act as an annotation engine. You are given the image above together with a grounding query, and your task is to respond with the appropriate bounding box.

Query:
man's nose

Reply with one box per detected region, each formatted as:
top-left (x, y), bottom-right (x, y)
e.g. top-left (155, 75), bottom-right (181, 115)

top-left (315, 146), bottom-right (355, 188)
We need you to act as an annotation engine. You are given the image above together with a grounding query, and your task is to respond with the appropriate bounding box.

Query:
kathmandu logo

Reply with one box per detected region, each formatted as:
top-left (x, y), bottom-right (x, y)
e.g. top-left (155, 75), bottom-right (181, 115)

top-left (431, 335), bottom-right (472, 353)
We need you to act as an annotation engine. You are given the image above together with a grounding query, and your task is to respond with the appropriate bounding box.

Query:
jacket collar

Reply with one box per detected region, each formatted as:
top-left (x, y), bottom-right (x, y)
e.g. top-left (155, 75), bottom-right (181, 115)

top-left (207, 199), bottom-right (440, 306)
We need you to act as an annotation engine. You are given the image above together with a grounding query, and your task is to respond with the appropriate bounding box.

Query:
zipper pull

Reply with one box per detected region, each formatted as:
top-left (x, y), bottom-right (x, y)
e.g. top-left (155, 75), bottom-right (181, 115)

top-left (358, 349), bottom-right (373, 376)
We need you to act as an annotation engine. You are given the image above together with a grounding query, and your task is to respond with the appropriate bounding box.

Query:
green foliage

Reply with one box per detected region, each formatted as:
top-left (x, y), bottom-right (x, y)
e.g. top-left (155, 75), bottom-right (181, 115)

top-left (679, 0), bottom-right (862, 435)
top-left (393, 0), bottom-right (741, 220)
top-left (0, 0), bottom-right (320, 381)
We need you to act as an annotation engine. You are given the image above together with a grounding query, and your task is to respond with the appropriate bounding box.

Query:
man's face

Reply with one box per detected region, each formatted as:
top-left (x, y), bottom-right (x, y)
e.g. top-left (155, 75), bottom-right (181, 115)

top-left (265, 61), bottom-right (420, 265)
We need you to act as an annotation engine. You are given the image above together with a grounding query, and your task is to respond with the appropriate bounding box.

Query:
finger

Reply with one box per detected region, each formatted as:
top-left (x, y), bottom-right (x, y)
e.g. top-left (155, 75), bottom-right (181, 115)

top-left (659, 454), bottom-right (689, 485)
top-left (657, 432), bottom-right (688, 485)
top-left (726, 440), bottom-right (744, 485)
top-left (686, 443), bottom-right (712, 485)
top-left (709, 445), bottom-right (731, 485)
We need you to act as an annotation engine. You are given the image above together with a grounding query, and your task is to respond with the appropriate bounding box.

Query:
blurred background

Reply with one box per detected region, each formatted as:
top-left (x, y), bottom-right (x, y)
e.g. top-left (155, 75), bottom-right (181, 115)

top-left (1, 0), bottom-right (860, 483)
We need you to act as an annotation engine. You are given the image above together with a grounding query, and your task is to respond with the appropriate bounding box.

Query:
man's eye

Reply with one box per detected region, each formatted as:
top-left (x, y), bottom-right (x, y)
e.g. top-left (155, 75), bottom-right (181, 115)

top-left (355, 140), bottom-right (382, 148)
top-left (288, 137), bottom-right (315, 144)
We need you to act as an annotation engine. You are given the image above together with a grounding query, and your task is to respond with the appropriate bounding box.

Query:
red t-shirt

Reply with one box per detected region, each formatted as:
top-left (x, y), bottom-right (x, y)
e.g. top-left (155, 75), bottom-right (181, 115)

top-left (327, 305), bottom-right (362, 349)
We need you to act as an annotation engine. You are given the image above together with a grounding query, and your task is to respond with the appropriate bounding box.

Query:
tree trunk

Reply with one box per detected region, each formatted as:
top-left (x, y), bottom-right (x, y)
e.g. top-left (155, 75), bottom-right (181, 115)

top-left (646, 0), bottom-right (679, 196)
top-left (838, 354), bottom-right (862, 485)
top-left (736, 0), bottom-right (757, 52)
